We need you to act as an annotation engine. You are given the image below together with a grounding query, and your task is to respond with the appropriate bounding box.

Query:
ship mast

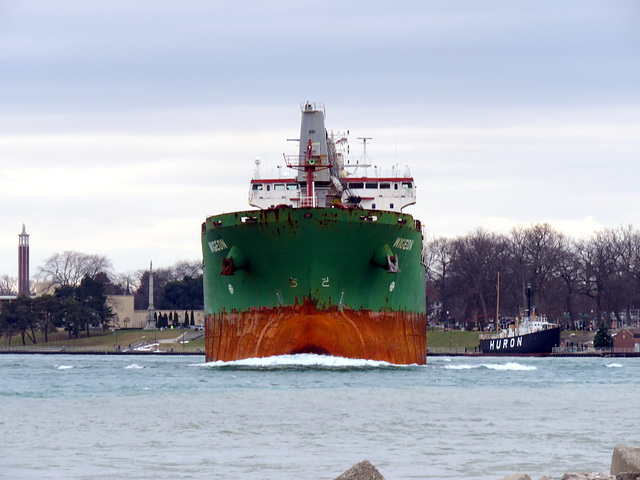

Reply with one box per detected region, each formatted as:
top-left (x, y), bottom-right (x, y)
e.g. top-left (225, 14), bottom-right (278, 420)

top-left (357, 137), bottom-right (372, 176)
top-left (304, 138), bottom-right (316, 207)
top-left (495, 271), bottom-right (500, 331)
top-left (283, 102), bottom-right (332, 208)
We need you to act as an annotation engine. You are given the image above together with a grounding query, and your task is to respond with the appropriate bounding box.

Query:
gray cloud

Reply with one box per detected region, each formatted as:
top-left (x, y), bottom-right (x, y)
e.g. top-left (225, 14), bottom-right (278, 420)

top-left (1, 0), bottom-right (639, 275)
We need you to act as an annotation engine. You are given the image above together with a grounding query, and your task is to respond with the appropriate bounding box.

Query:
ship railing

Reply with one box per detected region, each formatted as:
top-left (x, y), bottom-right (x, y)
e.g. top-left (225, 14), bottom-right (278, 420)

top-left (552, 345), bottom-right (593, 354)
top-left (553, 345), bottom-right (640, 355)
top-left (478, 330), bottom-right (531, 340)
top-left (284, 154), bottom-right (306, 168)
top-left (301, 101), bottom-right (325, 115)
top-left (427, 346), bottom-right (469, 355)
top-left (283, 154), bottom-right (332, 170)
top-left (299, 196), bottom-right (316, 208)
top-left (340, 164), bottom-right (413, 179)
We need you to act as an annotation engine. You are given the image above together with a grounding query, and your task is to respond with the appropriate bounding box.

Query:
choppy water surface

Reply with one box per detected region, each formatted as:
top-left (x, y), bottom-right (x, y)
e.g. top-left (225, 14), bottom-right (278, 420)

top-left (1, 354), bottom-right (639, 480)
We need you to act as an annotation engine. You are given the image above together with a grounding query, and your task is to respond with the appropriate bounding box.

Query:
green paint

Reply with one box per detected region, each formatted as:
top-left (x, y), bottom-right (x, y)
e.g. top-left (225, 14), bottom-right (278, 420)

top-left (202, 207), bottom-right (426, 316)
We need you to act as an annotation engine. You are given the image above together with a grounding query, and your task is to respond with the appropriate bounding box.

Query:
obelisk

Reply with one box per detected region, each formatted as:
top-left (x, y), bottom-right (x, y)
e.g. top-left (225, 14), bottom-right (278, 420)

top-left (144, 261), bottom-right (156, 329)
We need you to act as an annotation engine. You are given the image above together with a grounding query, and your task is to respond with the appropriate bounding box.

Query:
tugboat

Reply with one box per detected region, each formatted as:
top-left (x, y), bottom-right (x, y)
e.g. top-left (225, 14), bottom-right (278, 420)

top-left (479, 283), bottom-right (561, 355)
top-left (201, 103), bottom-right (427, 364)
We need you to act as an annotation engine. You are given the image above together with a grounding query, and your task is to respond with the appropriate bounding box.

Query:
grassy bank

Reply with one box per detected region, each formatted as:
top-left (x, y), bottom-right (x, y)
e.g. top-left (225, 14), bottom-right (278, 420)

top-left (2, 327), bottom-right (593, 355)
top-left (426, 329), bottom-right (483, 351)
top-left (1, 328), bottom-right (205, 352)
top-left (3, 327), bottom-right (484, 353)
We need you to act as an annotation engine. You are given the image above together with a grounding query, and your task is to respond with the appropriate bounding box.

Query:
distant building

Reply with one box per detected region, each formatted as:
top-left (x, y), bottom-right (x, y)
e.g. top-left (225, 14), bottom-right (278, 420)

top-left (106, 294), bottom-right (205, 329)
top-left (107, 295), bottom-right (136, 328)
top-left (18, 225), bottom-right (29, 296)
top-left (0, 225), bottom-right (30, 308)
top-left (613, 328), bottom-right (640, 353)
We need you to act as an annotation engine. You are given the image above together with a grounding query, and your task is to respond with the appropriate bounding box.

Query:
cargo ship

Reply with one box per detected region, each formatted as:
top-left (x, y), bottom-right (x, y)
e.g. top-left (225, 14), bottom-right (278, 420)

top-left (201, 102), bottom-right (427, 364)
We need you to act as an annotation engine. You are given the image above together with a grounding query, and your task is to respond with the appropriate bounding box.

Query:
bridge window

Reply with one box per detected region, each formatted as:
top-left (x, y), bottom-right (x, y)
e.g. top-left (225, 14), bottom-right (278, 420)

top-left (349, 182), bottom-right (364, 189)
top-left (252, 184), bottom-right (263, 191)
top-left (287, 184), bottom-right (298, 190)
top-left (274, 184), bottom-right (285, 191)
top-left (380, 183), bottom-right (391, 189)
top-left (365, 182), bottom-right (377, 189)
top-left (402, 182), bottom-right (413, 189)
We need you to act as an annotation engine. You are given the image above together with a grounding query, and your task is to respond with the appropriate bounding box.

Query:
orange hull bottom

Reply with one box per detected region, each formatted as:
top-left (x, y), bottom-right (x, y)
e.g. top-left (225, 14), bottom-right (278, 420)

top-left (205, 301), bottom-right (427, 365)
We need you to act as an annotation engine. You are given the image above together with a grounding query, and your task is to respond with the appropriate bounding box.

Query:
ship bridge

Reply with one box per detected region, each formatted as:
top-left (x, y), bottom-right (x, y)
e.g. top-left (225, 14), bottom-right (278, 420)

top-left (247, 102), bottom-right (417, 212)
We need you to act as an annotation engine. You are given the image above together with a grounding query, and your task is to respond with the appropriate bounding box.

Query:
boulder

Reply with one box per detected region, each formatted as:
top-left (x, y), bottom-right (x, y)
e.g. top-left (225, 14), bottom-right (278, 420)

top-left (615, 474), bottom-right (640, 480)
top-left (560, 474), bottom-right (614, 480)
top-left (333, 460), bottom-right (385, 480)
top-left (497, 474), bottom-right (531, 480)
top-left (611, 446), bottom-right (640, 475)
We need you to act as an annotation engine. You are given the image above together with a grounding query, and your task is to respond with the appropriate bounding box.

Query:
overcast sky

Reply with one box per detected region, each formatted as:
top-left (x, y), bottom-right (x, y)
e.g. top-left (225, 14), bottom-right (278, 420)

top-left (1, 0), bottom-right (639, 279)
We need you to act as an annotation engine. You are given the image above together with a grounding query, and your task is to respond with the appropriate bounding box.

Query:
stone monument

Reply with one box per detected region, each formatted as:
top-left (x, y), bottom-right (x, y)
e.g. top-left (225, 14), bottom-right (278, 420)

top-left (144, 261), bottom-right (156, 329)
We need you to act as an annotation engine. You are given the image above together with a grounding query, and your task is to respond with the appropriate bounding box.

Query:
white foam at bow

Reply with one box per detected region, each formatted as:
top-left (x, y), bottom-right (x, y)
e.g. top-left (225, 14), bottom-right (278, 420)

top-left (199, 353), bottom-right (404, 368)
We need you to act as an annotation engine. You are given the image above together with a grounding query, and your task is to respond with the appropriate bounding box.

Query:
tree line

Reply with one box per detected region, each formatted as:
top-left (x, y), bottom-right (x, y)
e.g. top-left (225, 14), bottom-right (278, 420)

top-left (154, 310), bottom-right (196, 329)
top-left (33, 252), bottom-right (204, 311)
top-left (423, 223), bottom-right (640, 330)
top-left (0, 275), bottom-right (114, 345)
top-left (1, 252), bottom-right (204, 345)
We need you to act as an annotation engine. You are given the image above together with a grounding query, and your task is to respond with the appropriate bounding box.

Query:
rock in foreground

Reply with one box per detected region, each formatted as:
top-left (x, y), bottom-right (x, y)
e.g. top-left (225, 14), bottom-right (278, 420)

top-left (333, 447), bottom-right (640, 480)
top-left (560, 474), bottom-right (614, 480)
top-left (497, 474), bottom-right (532, 480)
top-left (611, 446), bottom-right (640, 476)
top-left (333, 460), bottom-right (385, 480)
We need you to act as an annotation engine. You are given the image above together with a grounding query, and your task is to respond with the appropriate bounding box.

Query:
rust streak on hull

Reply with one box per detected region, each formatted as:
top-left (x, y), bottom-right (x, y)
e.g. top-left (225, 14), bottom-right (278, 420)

top-left (205, 300), bottom-right (427, 365)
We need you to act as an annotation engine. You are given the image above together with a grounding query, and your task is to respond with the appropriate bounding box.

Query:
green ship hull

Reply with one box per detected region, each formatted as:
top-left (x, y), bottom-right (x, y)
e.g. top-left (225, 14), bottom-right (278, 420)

top-left (201, 207), bottom-right (427, 364)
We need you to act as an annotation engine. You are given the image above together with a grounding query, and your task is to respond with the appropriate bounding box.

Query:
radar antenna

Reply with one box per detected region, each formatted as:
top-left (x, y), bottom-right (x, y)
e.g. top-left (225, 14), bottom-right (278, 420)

top-left (356, 137), bottom-right (373, 173)
top-left (357, 137), bottom-right (372, 154)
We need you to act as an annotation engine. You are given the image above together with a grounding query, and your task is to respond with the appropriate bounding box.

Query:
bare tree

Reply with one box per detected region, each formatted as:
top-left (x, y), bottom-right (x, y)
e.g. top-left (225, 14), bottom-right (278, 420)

top-left (132, 259), bottom-right (202, 309)
top-left (0, 275), bottom-right (17, 295)
top-left (108, 271), bottom-right (141, 295)
top-left (172, 260), bottom-right (203, 280)
top-left (506, 223), bottom-right (566, 317)
top-left (575, 228), bottom-right (623, 325)
top-left (608, 225), bottom-right (640, 327)
top-left (37, 251), bottom-right (113, 288)
top-left (555, 237), bottom-right (582, 327)
top-left (423, 236), bottom-right (455, 322)
top-left (451, 228), bottom-right (507, 329)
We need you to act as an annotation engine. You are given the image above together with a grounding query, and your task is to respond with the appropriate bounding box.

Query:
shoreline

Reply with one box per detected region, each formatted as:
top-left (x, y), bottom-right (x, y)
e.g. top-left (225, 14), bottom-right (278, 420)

top-left (1, 349), bottom-right (638, 358)
top-left (0, 349), bottom-right (203, 356)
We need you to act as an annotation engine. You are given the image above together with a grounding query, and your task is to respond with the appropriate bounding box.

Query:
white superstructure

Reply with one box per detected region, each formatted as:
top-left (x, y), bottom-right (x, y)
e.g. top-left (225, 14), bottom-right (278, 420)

top-left (248, 102), bottom-right (416, 212)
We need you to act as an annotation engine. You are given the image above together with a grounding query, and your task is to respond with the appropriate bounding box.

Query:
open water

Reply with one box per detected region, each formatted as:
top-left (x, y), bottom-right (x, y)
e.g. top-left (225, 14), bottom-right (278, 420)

top-left (1, 354), bottom-right (639, 480)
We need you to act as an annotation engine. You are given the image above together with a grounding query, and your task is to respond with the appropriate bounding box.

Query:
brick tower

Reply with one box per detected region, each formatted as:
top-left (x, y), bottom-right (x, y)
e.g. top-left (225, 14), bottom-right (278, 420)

top-left (18, 224), bottom-right (30, 296)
